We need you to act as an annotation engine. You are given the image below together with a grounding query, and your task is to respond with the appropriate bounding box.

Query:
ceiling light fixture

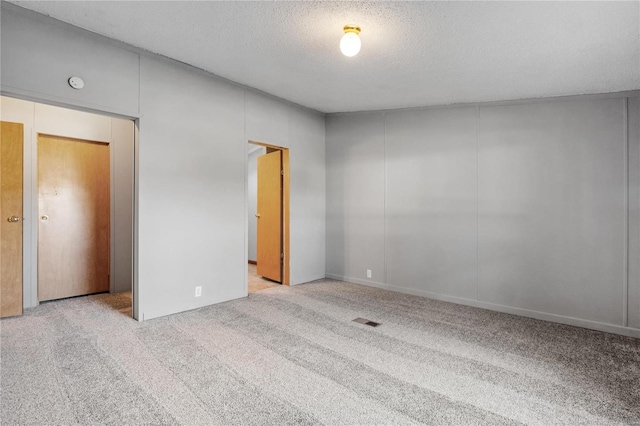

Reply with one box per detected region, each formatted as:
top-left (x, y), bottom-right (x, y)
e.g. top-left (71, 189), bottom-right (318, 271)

top-left (340, 25), bottom-right (361, 57)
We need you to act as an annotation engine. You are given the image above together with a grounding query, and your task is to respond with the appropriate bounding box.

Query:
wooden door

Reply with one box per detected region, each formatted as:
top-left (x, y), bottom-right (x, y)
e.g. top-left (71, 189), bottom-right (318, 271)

top-left (1, 121), bottom-right (24, 317)
top-left (256, 150), bottom-right (282, 282)
top-left (38, 135), bottom-right (110, 301)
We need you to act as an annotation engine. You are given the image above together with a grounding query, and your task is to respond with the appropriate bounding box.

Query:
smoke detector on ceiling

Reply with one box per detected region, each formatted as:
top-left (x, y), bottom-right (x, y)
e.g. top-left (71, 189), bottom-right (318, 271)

top-left (68, 76), bottom-right (85, 90)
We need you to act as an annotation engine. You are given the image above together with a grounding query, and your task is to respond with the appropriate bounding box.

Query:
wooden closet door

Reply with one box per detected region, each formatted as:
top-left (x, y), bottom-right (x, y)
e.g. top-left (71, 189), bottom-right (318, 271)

top-left (38, 134), bottom-right (110, 301)
top-left (1, 121), bottom-right (24, 317)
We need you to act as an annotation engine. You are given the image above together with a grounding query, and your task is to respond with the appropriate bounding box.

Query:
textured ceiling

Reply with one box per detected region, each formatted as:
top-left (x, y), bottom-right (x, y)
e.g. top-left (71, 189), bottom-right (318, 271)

top-left (9, 1), bottom-right (640, 113)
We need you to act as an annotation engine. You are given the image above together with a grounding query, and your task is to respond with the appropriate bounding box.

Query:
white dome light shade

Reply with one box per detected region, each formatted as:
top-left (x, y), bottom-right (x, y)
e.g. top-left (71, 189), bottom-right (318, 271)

top-left (340, 25), bottom-right (361, 57)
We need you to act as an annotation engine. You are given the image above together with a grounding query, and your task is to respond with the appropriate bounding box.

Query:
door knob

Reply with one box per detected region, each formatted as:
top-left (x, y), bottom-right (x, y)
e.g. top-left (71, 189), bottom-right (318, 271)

top-left (41, 215), bottom-right (49, 221)
top-left (255, 213), bottom-right (261, 218)
top-left (7, 216), bottom-right (20, 223)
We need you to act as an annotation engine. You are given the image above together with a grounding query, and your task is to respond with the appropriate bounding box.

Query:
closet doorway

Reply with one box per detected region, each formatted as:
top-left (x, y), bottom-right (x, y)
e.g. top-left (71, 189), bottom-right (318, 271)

top-left (0, 96), bottom-right (135, 316)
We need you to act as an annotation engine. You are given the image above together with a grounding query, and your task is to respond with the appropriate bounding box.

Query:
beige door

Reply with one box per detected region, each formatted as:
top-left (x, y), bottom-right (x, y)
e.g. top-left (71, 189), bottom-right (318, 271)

top-left (256, 150), bottom-right (282, 282)
top-left (1, 121), bottom-right (24, 317)
top-left (38, 135), bottom-right (110, 301)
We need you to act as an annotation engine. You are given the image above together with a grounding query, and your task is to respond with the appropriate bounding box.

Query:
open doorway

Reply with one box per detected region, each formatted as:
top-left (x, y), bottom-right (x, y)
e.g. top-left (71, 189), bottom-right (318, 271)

top-left (0, 96), bottom-right (135, 318)
top-left (247, 140), bottom-right (290, 293)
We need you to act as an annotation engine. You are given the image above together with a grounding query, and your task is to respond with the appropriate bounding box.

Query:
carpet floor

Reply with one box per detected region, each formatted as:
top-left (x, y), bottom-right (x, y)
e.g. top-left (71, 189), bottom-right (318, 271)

top-left (1, 279), bottom-right (639, 425)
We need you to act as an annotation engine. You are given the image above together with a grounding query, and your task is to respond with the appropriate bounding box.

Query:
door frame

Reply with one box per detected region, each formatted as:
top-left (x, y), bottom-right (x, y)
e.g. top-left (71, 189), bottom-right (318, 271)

top-left (247, 140), bottom-right (290, 286)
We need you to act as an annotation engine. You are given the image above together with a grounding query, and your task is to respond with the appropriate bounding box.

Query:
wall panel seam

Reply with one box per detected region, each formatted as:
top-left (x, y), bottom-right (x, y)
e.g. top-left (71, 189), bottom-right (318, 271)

top-left (383, 112), bottom-right (388, 285)
top-left (624, 97), bottom-right (629, 327)
top-left (243, 90), bottom-right (248, 294)
top-left (475, 104), bottom-right (480, 302)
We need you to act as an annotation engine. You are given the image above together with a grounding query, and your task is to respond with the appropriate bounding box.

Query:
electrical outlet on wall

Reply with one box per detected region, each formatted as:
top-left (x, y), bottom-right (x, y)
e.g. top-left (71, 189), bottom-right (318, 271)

top-left (367, 269), bottom-right (372, 279)
top-left (195, 286), bottom-right (202, 297)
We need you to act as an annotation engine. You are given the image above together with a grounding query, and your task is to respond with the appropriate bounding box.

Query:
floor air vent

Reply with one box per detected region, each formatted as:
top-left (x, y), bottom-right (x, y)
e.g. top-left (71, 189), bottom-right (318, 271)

top-left (353, 317), bottom-right (381, 327)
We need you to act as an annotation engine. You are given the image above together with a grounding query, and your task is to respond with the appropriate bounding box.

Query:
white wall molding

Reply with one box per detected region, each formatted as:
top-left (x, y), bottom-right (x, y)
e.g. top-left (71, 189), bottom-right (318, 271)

top-left (327, 274), bottom-right (640, 339)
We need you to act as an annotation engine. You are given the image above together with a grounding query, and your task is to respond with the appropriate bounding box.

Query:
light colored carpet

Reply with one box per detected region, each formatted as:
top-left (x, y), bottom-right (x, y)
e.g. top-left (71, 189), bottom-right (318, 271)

top-left (248, 263), bottom-right (280, 293)
top-left (1, 279), bottom-right (639, 425)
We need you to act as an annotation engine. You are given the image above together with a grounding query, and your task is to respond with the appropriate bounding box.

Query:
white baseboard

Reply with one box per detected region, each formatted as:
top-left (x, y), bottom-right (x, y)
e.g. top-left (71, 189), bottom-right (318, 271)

top-left (292, 273), bottom-right (326, 286)
top-left (325, 274), bottom-right (640, 339)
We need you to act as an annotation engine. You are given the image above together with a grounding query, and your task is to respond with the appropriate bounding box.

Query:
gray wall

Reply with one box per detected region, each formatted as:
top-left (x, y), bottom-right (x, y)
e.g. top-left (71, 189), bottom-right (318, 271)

top-left (1, 7), bottom-right (139, 117)
top-left (1, 4), bottom-right (326, 321)
top-left (326, 93), bottom-right (640, 337)
top-left (326, 113), bottom-right (386, 283)
top-left (247, 147), bottom-right (265, 262)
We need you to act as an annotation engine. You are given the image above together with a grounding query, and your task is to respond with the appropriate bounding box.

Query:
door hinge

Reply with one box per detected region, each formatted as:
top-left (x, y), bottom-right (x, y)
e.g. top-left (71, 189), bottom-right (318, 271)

top-left (281, 170), bottom-right (284, 175)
